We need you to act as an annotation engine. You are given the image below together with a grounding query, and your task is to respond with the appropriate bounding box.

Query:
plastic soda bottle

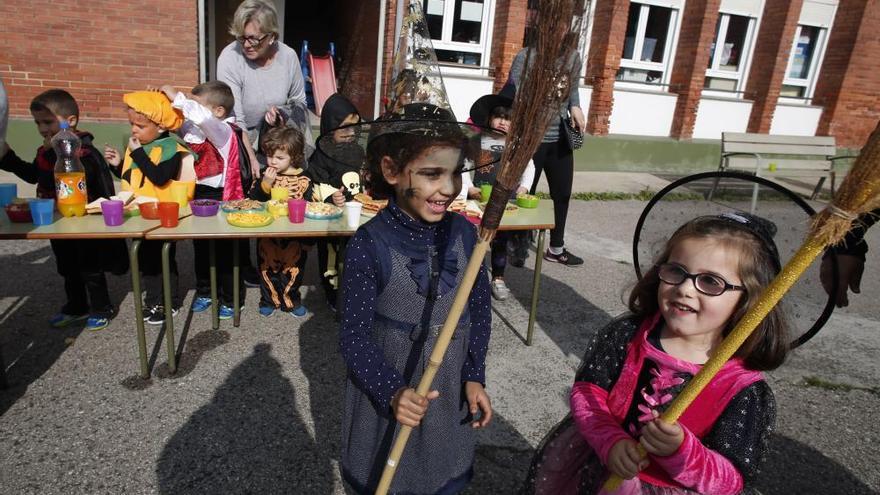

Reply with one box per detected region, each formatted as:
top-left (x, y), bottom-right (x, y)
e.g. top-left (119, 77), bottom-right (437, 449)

top-left (52, 121), bottom-right (87, 217)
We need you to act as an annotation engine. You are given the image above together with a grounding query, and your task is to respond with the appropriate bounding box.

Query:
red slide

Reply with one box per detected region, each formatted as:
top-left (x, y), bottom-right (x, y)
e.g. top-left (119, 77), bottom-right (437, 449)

top-left (307, 52), bottom-right (337, 117)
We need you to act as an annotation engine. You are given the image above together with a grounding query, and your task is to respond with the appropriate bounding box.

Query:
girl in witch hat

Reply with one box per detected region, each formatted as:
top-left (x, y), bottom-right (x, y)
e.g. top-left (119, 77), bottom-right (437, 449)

top-left (317, 2), bottom-right (503, 492)
top-left (466, 88), bottom-right (535, 300)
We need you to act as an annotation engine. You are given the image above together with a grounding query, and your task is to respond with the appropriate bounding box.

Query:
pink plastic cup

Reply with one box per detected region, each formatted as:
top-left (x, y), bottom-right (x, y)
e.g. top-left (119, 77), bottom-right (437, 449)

top-left (288, 198), bottom-right (306, 223)
top-left (101, 200), bottom-right (125, 226)
top-left (157, 202), bottom-right (180, 228)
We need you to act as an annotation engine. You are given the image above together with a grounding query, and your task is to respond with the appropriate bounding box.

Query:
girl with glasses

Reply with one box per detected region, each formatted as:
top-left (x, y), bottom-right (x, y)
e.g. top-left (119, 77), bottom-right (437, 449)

top-left (524, 213), bottom-right (791, 495)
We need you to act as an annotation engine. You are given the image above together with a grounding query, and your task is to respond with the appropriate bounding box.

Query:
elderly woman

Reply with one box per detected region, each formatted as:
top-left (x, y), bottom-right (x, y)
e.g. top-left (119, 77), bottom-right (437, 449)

top-left (217, 0), bottom-right (310, 154)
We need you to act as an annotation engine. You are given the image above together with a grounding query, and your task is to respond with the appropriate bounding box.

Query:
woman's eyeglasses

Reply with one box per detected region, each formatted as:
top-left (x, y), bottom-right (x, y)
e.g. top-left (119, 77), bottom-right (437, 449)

top-left (237, 33), bottom-right (270, 47)
top-left (656, 263), bottom-right (745, 296)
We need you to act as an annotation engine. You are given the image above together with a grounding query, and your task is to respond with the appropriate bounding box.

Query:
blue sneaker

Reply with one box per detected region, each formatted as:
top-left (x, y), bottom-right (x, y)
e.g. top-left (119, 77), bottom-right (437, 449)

top-left (49, 312), bottom-right (88, 328)
top-left (85, 316), bottom-right (110, 332)
top-left (218, 305), bottom-right (235, 320)
top-left (191, 297), bottom-right (212, 313)
top-left (259, 306), bottom-right (275, 317)
top-left (290, 305), bottom-right (307, 317)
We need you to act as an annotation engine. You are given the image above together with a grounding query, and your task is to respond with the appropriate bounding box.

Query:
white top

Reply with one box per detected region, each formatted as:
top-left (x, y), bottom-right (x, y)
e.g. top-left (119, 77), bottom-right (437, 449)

top-left (173, 93), bottom-right (235, 189)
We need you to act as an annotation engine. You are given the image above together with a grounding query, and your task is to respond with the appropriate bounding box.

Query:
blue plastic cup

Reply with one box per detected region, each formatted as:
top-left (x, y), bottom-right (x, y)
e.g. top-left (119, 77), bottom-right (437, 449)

top-left (0, 183), bottom-right (16, 207)
top-left (29, 199), bottom-right (55, 226)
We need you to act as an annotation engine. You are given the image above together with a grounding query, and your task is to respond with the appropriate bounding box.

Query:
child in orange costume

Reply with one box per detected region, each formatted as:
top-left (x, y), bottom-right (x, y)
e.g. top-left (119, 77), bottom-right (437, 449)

top-left (104, 91), bottom-right (195, 325)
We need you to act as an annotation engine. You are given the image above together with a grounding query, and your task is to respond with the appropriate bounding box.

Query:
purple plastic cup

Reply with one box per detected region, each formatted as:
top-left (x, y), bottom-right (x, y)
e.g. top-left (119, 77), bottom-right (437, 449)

top-left (101, 200), bottom-right (125, 226)
top-left (288, 198), bottom-right (306, 223)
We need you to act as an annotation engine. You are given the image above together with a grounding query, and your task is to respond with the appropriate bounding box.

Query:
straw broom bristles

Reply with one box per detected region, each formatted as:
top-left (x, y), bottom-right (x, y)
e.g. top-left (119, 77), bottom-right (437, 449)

top-left (604, 123), bottom-right (880, 493)
top-left (374, 2), bottom-right (585, 494)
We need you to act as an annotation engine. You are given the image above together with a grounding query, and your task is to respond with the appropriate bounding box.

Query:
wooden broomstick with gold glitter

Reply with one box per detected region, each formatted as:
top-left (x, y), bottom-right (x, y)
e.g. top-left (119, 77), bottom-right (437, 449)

top-left (603, 121), bottom-right (880, 492)
top-left (374, 1), bottom-right (585, 494)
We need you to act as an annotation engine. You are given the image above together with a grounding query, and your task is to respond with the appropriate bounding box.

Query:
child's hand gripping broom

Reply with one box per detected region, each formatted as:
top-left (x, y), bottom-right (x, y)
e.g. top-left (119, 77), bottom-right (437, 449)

top-left (374, 1), bottom-right (586, 493)
top-left (603, 120), bottom-right (880, 492)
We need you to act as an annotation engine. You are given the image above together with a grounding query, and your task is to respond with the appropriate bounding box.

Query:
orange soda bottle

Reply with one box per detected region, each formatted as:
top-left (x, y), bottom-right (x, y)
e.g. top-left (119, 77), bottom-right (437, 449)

top-left (52, 121), bottom-right (87, 217)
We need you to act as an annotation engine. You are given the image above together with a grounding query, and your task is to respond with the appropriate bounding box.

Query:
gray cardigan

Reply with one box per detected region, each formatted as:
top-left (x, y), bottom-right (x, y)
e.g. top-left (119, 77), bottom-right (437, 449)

top-left (507, 47), bottom-right (582, 143)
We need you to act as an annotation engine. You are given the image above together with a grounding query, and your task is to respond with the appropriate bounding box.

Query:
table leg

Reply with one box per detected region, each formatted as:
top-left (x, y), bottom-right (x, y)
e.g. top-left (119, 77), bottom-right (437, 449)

top-left (209, 240), bottom-right (218, 330)
top-left (129, 239), bottom-right (149, 379)
top-left (233, 240), bottom-right (241, 328)
top-left (161, 241), bottom-right (177, 374)
top-left (527, 229), bottom-right (546, 346)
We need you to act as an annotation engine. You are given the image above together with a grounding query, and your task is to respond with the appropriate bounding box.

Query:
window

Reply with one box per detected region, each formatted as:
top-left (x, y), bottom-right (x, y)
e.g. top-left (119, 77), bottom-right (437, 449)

top-left (422, 0), bottom-right (493, 67)
top-left (617, 2), bottom-right (679, 85)
top-left (704, 13), bottom-right (756, 93)
top-left (781, 24), bottom-right (826, 98)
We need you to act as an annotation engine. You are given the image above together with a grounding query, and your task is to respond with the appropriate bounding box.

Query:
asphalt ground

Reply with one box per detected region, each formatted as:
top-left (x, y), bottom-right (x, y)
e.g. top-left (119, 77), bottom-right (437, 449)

top-left (1, 189), bottom-right (879, 494)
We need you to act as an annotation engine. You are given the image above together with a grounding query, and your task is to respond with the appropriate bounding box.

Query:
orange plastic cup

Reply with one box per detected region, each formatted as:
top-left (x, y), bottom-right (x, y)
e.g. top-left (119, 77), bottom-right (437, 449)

top-left (157, 202), bottom-right (180, 228)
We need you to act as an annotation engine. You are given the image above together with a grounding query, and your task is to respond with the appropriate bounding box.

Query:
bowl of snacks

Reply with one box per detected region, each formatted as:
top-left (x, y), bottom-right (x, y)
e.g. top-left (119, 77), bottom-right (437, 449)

top-left (5, 199), bottom-right (32, 223)
top-left (138, 201), bottom-right (160, 219)
top-left (226, 211), bottom-right (274, 228)
top-left (221, 199), bottom-right (265, 213)
top-left (515, 193), bottom-right (540, 209)
top-left (266, 199), bottom-right (289, 218)
top-left (190, 199), bottom-right (220, 217)
top-left (305, 202), bottom-right (343, 220)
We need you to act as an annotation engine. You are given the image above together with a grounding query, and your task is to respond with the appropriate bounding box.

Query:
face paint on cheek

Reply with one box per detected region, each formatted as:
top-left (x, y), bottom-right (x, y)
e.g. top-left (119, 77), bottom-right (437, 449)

top-left (404, 169), bottom-right (417, 198)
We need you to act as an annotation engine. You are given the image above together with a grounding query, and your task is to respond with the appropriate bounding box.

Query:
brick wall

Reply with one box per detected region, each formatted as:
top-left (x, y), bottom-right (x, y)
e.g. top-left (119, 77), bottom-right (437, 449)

top-left (668, 0), bottom-right (721, 139)
top-left (489, 0), bottom-right (528, 91)
top-left (0, 0), bottom-right (199, 123)
top-left (585, 0), bottom-right (630, 135)
top-left (744, 0), bottom-right (804, 133)
top-left (813, 0), bottom-right (880, 148)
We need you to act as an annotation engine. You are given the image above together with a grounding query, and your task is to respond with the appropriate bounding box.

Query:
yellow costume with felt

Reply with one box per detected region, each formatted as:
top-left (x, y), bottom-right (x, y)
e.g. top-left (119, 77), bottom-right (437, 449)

top-left (120, 91), bottom-right (196, 201)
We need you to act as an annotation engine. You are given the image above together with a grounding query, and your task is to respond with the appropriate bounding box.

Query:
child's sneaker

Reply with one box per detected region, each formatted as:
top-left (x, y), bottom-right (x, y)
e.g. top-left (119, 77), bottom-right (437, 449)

top-left (49, 312), bottom-right (88, 328)
top-left (191, 297), bottom-right (212, 313)
top-left (142, 305), bottom-right (157, 322)
top-left (85, 315), bottom-right (110, 332)
top-left (259, 305), bottom-right (275, 317)
top-left (147, 306), bottom-right (179, 326)
top-left (290, 305), bottom-right (307, 317)
top-left (218, 305), bottom-right (237, 320)
top-left (491, 279), bottom-right (511, 301)
top-left (543, 248), bottom-right (584, 266)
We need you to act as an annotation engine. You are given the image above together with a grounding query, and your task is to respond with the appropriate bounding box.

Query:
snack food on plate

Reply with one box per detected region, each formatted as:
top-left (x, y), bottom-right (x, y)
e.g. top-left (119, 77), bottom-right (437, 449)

top-left (221, 199), bottom-right (265, 212)
top-left (226, 211), bottom-right (273, 227)
top-left (353, 193), bottom-right (389, 214)
top-left (305, 202), bottom-right (343, 220)
top-left (266, 199), bottom-right (289, 218)
top-left (447, 199), bottom-right (467, 213)
top-left (515, 193), bottom-right (539, 208)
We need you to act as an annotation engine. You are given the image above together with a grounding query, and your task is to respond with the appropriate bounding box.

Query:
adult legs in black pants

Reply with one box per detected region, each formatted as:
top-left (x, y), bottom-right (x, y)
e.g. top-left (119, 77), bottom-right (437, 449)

top-left (529, 139), bottom-right (583, 265)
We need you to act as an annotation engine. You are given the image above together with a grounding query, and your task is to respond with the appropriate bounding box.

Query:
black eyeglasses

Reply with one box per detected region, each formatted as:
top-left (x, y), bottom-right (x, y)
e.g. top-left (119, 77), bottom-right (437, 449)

top-left (657, 263), bottom-right (745, 296)
top-left (236, 33), bottom-right (270, 47)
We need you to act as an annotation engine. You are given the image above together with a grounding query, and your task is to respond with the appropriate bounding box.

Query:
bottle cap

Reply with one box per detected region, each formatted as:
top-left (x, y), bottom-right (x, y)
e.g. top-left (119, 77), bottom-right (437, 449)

top-left (59, 121), bottom-right (70, 130)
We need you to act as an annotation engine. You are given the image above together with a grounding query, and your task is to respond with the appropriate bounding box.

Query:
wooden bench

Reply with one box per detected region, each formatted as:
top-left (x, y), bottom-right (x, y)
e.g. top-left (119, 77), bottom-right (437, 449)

top-left (708, 132), bottom-right (855, 212)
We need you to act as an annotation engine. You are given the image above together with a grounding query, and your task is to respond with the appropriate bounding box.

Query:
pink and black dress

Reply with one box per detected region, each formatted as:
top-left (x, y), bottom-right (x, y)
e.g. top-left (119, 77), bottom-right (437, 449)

top-left (523, 313), bottom-right (775, 495)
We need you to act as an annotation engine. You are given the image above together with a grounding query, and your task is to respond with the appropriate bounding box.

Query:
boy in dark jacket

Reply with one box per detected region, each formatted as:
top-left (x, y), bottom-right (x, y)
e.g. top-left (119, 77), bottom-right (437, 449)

top-left (0, 89), bottom-right (128, 331)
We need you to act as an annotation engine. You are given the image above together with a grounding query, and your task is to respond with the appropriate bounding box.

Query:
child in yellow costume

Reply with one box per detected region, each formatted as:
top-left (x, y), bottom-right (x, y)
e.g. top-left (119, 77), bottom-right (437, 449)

top-left (104, 90), bottom-right (196, 324)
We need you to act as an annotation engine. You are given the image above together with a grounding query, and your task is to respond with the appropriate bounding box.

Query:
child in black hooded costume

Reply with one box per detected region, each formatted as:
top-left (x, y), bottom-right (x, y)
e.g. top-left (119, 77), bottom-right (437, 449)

top-left (308, 93), bottom-right (365, 310)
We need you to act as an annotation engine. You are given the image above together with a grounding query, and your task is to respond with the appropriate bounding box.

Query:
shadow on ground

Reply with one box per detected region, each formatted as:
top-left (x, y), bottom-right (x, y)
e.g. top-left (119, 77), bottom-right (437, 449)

top-left (156, 342), bottom-right (335, 494)
top-left (0, 245), bottom-right (128, 415)
top-left (755, 434), bottom-right (876, 495)
top-left (502, 251), bottom-right (614, 359)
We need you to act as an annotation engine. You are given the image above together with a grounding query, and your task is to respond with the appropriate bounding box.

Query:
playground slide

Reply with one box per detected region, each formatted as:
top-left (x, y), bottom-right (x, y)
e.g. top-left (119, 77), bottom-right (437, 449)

top-left (307, 52), bottom-right (338, 117)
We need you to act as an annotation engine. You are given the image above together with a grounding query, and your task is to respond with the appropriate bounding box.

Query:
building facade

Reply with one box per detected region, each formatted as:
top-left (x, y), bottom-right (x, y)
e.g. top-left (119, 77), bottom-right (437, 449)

top-left (1, 0), bottom-right (877, 147)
